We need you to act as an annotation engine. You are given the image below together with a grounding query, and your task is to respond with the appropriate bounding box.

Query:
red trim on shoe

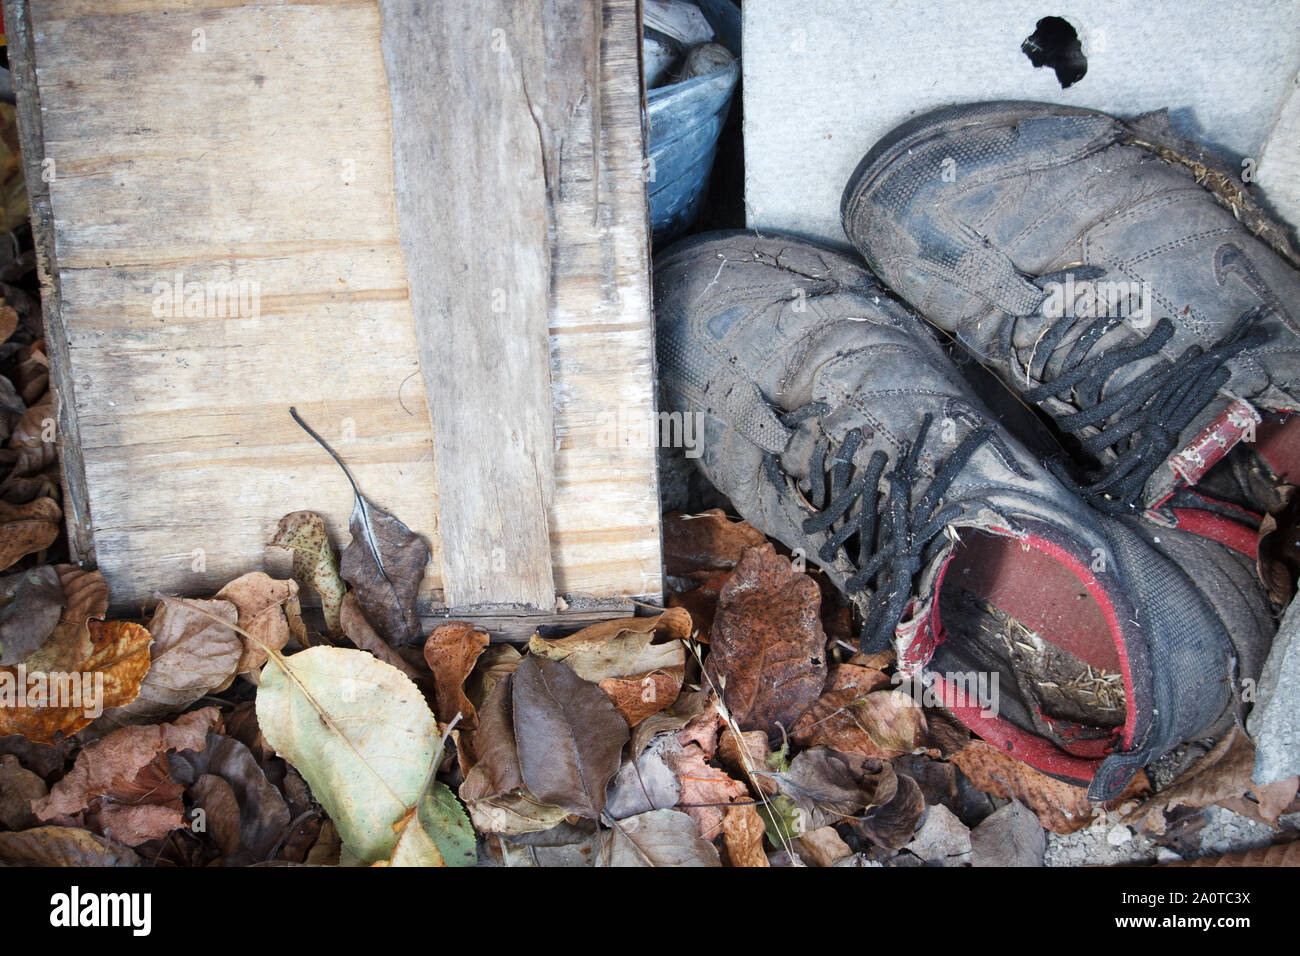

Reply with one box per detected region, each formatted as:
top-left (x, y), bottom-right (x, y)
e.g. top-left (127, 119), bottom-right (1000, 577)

top-left (986, 527), bottom-right (1138, 753)
top-left (932, 673), bottom-right (1103, 786)
top-left (1168, 507), bottom-right (1258, 558)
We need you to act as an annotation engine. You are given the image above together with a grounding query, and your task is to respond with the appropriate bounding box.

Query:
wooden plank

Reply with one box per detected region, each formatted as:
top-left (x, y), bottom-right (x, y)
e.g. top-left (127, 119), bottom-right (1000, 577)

top-left (378, 0), bottom-right (560, 610)
top-left (16, 0), bottom-right (663, 618)
top-left (2, 0), bottom-right (95, 564)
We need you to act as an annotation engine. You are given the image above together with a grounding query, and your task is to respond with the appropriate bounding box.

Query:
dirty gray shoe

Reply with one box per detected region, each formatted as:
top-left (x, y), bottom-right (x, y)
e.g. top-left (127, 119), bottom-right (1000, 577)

top-left (841, 100), bottom-right (1300, 516)
top-left (655, 230), bottom-right (1266, 800)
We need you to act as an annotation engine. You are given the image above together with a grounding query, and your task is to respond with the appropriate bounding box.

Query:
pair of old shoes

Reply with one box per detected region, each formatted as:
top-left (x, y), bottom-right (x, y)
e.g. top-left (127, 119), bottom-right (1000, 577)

top-left (655, 101), bottom-right (1299, 800)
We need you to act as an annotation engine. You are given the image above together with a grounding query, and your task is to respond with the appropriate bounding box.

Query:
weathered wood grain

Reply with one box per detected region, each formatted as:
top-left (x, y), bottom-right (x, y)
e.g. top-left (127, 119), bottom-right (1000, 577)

top-left (13, 0), bottom-right (663, 619)
top-left (379, 0), bottom-right (558, 610)
top-left (2, 0), bottom-right (95, 564)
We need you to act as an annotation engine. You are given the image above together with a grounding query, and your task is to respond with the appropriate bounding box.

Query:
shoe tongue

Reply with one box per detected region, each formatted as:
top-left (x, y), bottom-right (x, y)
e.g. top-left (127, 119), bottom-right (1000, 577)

top-left (778, 417), bottom-right (819, 481)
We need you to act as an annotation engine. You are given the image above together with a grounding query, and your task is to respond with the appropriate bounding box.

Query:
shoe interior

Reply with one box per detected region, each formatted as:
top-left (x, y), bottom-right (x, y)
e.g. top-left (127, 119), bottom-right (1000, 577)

top-left (931, 530), bottom-right (1128, 763)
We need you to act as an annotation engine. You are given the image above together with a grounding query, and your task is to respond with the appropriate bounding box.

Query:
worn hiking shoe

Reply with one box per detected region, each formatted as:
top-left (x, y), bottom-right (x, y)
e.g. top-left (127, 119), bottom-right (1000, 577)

top-left (840, 101), bottom-right (1300, 517)
top-left (654, 231), bottom-right (1268, 800)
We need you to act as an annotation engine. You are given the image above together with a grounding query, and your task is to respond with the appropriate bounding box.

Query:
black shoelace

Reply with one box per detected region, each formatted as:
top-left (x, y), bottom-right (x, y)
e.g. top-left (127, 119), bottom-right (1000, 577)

top-left (1018, 267), bottom-right (1268, 513)
top-left (764, 409), bottom-right (1013, 652)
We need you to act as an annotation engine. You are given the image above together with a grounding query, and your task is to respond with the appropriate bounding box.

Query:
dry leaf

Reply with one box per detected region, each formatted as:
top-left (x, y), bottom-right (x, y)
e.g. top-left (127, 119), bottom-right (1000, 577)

top-left (663, 509), bottom-right (767, 577)
top-left (666, 569), bottom-right (731, 642)
top-left (1126, 729), bottom-right (1297, 834)
top-left (268, 511), bottom-right (345, 636)
top-left (722, 803), bottom-right (769, 867)
top-left (216, 572), bottom-right (300, 674)
top-left (664, 743), bottom-right (747, 842)
top-left (0, 826), bottom-right (140, 866)
top-left (512, 655), bottom-right (629, 820)
top-left (33, 707), bottom-right (220, 845)
top-left (953, 740), bottom-right (1106, 834)
top-left (93, 597), bottom-right (242, 730)
top-left (602, 809), bottom-right (720, 867)
top-left (168, 733), bottom-right (292, 866)
top-left (0, 565), bottom-right (64, 665)
top-left (423, 622), bottom-right (490, 729)
top-left (0, 752), bottom-right (45, 829)
top-left (340, 591), bottom-right (425, 685)
top-left (771, 746), bottom-right (898, 831)
top-left (795, 825), bottom-right (853, 867)
top-left (340, 495), bottom-right (430, 648)
top-left (792, 663), bottom-right (894, 756)
top-left (0, 620), bottom-right (152, 743)
top-left (705, 543), bottom-right (827, 739)
top-left (0, 494), bottom-right (59, 571)
top-left (458, 675), bottom-right (568, 835)
top-left (855, 772), bottom-right (925, 850)
top-left (22, 566), bottom-right (108, 673)
top-left (290, 407), bottom-right (429, 646)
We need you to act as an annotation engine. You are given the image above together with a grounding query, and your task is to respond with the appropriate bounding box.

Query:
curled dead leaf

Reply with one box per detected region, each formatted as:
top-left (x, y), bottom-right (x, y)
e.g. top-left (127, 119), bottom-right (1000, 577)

top-left (268, 511), bottom-right (345, 636)
top-left (705, 543), bottom-right (827, 740)
top-left (216, 572), bottom-right (301, 674)
top-left (423, 622), bottom-right (489, 729)
top-left (664, 509), bottom-right (768, 578)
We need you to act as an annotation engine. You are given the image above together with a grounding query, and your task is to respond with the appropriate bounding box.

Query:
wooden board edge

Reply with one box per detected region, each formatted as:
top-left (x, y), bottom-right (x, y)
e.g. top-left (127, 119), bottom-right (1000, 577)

top-left (3, 0), bottom-right (97, 566)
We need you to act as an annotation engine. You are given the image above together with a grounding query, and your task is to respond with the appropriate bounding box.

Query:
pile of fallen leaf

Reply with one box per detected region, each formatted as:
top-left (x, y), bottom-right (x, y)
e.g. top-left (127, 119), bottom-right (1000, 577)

top-left (0, 493), bottom-right (1295, 867)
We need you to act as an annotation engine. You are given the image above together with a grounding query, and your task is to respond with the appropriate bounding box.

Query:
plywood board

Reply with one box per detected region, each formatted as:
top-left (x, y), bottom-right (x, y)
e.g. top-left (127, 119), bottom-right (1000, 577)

top-left (9, 0), bottom-right (663, 617)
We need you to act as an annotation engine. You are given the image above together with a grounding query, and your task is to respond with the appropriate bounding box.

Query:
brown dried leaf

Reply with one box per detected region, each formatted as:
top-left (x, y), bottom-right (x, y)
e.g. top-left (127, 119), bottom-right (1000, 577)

top-left (0, 620), bottom-right (152, 743)
top-left (666, 569), bottom-right (731, 642)
top-left (216, 572), bottom-right (300, 674)
top-left (0, 565), bottom-right (64, 665)
top-left (93, 597), bottom-right (241, 730)
top-left (0, 826), bottom-right (140, 866)
top-left (527, 607), bottom-right (690, 681)
top-left (717, 726), bottom-right (773, 792)
top-left (722, 803), bottom-right (769, 867)
top-left (21, 566), bottom-right (108, 674)
top-left (602, 808), bottom-right (721, 867)
top-left (663, 509), bottom-right (767, 577)
top-left (512, 655), bottom-right (628, 819)
top-left (340, 591), bottom-right (425, 684)
top-left (33, 707), bottom-right (220, 845)
top-left (856, 771), bottom-right (925, 850)
top-left (423, 622), bottom-right (489, 729)
top-left (664, 743), bottom-right (747, 842)
top-left (791, 662), bottom-right (893, 756)
top-left (459, 675), bottom-right (567, 835)
top-left (340, 495), bottom-right (430, 647)
top-left (0, 752), bottom-right (45, 829)
top-left (795, 825), bottom-right (853, 867)
top-left (0, 494), bottom-right (59, 571)
top-left (1127, 729), bottom-right (1297, 834)
top-left (773, 746), bottom-right (898, 830)
top-left (705, 543), bottom-right (827, 739)
top-left (168, 733), bottom-right (292, 865)
top-left (1160, 840), bottom-right (1300, 867)
top-left (598, 670), bottom-right (683, 727)
top-left (953, 740), bottom-right (1103, 834)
